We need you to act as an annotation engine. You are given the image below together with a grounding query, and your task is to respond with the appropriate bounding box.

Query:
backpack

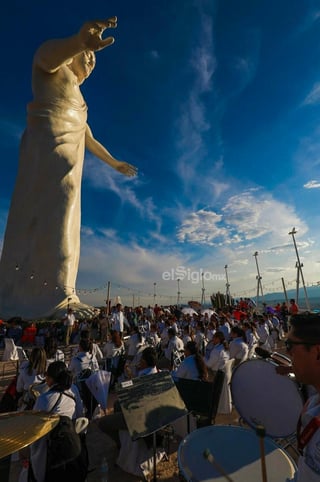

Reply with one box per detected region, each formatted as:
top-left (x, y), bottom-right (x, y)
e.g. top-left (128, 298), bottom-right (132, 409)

top-left (19, 379), bottom-right (48, 411)
top-left (0, 376), bottom-right (20, 412)
top-left (75, 357), bottom-right (98, 418)
top-left (45, 392), bottom-right (89, 482)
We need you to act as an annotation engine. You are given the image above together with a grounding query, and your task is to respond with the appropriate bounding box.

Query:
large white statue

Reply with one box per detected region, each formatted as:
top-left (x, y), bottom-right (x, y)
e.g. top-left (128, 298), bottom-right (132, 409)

top-left (0, 18), bottom-right (137, 319)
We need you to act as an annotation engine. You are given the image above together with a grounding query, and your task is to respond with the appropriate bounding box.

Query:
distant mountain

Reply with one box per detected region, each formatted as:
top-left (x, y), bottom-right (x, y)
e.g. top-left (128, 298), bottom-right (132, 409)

top-left (253, 285), bottom-right (320, 310)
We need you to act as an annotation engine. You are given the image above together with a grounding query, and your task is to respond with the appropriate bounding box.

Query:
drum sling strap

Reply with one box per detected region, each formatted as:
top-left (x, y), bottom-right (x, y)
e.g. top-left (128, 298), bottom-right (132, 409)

top-left (297, 400), bottom-right (320, 454)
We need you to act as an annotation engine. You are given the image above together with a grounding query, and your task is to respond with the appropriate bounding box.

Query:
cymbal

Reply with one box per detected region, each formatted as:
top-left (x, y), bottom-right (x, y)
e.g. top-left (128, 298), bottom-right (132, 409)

top-left (0, 411), bottom-right (59, 459)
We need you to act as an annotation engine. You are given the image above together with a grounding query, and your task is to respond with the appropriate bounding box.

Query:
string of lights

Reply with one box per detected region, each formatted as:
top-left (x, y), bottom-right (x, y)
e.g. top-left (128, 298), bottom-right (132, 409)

top-left (12, 264), bottom-right (320, 304)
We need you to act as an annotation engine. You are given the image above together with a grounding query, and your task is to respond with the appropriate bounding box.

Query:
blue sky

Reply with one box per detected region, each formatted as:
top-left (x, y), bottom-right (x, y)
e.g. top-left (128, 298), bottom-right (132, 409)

top-left (1, 0), bottom-right (320, 308)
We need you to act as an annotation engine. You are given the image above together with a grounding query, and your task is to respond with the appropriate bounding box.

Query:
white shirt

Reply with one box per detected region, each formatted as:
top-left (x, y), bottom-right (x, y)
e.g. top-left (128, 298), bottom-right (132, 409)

top-left (172, 355), bottom-right (200, 381)
top-left (102, 341), bottom-right (125, 359)
top-left (297, 393), bottom-right (320, 481)
top-left (165, 335), bottom-right (184, 361)
top-left (68, 351), bottom-right (99, 377)
top-left (64, 312), bottom-right (76, 327)
top-left (111, 310), bottom-right (124, 333)
top-left (31, 386), bottom-right (83, 482)
top-left (256, 323), bottom-right (270, 343)
top-left (205, 344), bottom-right (230, 371)
top-left (16, 362), bottom-right (46, 392)
top-left (219, 322), bottom-right (231, 339)
top-left (229, 337), bottom-right (249, 363)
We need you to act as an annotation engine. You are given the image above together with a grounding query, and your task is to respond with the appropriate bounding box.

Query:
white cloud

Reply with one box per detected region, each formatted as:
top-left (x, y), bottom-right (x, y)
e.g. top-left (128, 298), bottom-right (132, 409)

top-left (210, 179), bottom-right (230, 198)
top-left (0, 118), bottom-right (23, 145)
top-left (302, 83), bottom-right (320, 106)
top-left (175, 12), bottom-right (216, 183)
top-left (304, 180), bottom-right (320, 189)
top-left (177, 209), bottom-right (227, 245)
top-left (177, 189), bottom-right (308, 248)
top-left (83, 155), bottom-right (160, 225)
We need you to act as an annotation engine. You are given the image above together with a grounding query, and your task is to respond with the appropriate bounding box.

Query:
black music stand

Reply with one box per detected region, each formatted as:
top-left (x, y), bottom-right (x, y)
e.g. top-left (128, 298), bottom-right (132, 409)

top-left (117, 371), bottom-right (188, 481)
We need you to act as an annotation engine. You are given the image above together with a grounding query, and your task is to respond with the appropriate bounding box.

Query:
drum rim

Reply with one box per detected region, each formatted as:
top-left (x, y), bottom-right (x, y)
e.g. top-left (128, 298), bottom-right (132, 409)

top-left (178, 424), bottom-right (297, 480)
top-left (230, 358), bottom-right (304, 438)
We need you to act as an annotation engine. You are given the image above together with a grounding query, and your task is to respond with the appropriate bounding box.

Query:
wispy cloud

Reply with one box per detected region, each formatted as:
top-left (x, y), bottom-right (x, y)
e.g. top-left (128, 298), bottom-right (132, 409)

top-left (175, 12), bottom-right (216, 183)
top-left (302, 83), bottom-right (320, 106)
top-left (210, 179), bottom-right (230, 198)
top-left (0, 118), bottom-right (23, 145)
top-left (83, 155), bottom-right (160, 225)
top-left (149, 50), bottom-right (159, 60)
top-left (304, 180), bottom-right (320, 189)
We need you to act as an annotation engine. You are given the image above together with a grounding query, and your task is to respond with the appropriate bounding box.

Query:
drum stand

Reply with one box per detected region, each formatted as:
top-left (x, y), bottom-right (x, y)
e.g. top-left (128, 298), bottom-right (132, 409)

top-left (117, 371), bottom-right (188, 481)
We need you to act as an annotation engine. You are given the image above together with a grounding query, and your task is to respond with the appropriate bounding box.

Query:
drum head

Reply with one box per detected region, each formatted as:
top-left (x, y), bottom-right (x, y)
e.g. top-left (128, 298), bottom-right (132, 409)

top-left (178, 425), bottom-right (296, 481)
top-left (231, 359), bottom-right (304, 438)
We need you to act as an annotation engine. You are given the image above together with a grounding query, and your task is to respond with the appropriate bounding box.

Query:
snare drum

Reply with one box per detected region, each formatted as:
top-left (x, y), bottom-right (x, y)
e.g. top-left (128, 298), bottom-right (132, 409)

top-left (231, 358), bottom-right (304, 438)
top-left (178, 425), bottom-right (296, 481)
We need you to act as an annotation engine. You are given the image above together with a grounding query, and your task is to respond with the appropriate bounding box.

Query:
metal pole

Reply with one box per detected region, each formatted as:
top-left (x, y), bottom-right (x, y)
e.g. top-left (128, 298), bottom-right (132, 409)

top-left (289, 228), bottom-right (311, 311)
top-left (177, 279), bottom-right (181, 306)
top-left (153, 282), bottom-right (157, 306)
top-left (254, 251), bottom-right (264, 311)
top-left (201, 272), bottom-right (205, 306)
top-left (281, 277), bottom-right (289, 306)
top-left (105, 281), bottom-right (111, 337)
top-left (106, 281), bottom-right (111, 317)
top-left (225, 265), bottom-right (231, 304)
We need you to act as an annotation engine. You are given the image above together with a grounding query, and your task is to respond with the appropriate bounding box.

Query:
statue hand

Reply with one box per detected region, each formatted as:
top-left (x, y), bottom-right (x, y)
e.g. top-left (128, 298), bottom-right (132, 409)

top-left (115, 161), bottom-right (138, 177)
top-left (79, 17), bottom-right (118, 51)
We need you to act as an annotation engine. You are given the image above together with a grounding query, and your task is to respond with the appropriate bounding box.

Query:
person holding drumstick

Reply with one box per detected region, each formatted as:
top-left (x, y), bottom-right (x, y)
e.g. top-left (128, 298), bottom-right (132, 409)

top-left (284, 312), bottom-right (320, 481)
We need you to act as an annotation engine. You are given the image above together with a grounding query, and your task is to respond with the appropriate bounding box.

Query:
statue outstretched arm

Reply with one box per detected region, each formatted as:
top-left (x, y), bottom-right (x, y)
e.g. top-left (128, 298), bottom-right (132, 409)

top-left (85, 124), bottom-right (137, 177)
top-left (34, 17), bottom-right (117, 73)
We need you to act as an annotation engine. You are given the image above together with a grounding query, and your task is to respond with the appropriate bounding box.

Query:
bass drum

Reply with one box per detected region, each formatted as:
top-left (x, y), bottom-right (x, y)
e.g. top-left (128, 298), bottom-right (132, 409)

top-left (178, 425), bottom-right (297, 481)
top-left (231, 358), bottom-right (304, 438)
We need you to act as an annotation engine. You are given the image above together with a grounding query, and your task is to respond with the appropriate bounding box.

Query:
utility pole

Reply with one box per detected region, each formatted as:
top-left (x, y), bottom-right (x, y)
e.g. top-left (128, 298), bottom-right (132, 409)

top-left (106, 281), bottom-right (111, 316)
top-left (201, 272), bottom-right (205, 306)
top-left (177, 278), bottom-right (181, 306)
top-left (288, 227), bottom-right (310, 310)
top-left (253, 251), bottom-right (264, 311)
top-left (153, 282), bottom-right (157, 306)
top-left (225, 265), bottom-right (231, 305)
top-left (281, 277), bottom-right (289, 307)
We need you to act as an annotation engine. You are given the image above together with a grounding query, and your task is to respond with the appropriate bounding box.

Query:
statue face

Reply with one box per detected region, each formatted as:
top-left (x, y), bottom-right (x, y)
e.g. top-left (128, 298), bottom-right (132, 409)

top-left (69, 50), bottom-right (96, 84)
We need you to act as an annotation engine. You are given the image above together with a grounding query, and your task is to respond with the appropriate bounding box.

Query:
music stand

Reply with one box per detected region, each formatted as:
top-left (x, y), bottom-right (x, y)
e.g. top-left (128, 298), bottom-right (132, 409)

top-left (117, 371), bottom-right (188, 481)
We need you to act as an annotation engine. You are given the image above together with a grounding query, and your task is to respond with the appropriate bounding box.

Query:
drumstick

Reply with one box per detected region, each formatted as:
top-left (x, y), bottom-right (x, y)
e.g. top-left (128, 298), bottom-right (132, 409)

top-left (203, 448), bottom-right (234, 482)
top-left (256, 425), bottom-right (268, 482)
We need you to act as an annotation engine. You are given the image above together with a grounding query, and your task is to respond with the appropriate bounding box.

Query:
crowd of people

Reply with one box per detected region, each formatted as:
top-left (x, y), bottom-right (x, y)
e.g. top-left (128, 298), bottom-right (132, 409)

top-left (2, 297), bottom-right (320, 481)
